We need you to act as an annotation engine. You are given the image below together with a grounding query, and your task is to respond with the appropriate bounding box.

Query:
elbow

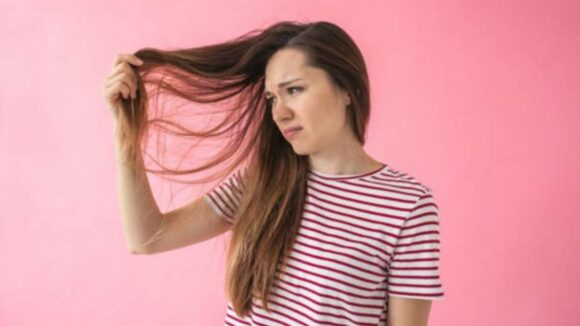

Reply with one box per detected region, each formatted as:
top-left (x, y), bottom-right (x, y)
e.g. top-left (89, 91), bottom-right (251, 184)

top-left (129, 245), bottom-right (149, 255)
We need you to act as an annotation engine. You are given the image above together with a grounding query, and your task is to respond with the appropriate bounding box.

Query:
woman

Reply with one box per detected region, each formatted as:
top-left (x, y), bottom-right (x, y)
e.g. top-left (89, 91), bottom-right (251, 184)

top-left (103, 20), bottom-right (444, 326)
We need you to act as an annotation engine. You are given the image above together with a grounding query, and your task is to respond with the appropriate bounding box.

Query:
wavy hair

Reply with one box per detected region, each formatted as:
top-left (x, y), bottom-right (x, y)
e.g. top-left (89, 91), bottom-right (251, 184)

top-left (115, 20), bottom-right (371, 318)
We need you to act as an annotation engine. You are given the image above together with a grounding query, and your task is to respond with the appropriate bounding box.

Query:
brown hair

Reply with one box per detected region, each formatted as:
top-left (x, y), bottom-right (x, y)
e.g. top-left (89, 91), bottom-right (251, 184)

top-left (115, 20), bottom-right (371, 318)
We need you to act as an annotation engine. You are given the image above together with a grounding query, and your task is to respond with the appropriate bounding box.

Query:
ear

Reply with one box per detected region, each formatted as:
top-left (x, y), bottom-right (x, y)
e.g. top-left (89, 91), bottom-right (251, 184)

top-left (337, 86), bottom-right (352, 106)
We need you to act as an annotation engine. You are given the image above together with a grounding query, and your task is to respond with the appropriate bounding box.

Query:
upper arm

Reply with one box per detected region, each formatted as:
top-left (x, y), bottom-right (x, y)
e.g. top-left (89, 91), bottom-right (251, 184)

top-left (385, 189), bottom-right (443, 325)
top-left (138, 195), bottom-right (232, 255)
top-left (387, 297), bottom-right (432, 326)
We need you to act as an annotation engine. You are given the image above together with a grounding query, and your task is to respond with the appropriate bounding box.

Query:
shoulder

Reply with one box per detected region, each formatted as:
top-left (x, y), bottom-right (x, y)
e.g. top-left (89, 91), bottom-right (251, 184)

top-left (376, 165), bottom-right (433, 196)
top-left (385, 167), bottom-right (440, 221)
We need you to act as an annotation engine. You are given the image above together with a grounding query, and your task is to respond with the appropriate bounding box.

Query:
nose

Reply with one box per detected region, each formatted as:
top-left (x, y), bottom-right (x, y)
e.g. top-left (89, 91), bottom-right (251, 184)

top-left (272, 99), bottom-right (294, 122)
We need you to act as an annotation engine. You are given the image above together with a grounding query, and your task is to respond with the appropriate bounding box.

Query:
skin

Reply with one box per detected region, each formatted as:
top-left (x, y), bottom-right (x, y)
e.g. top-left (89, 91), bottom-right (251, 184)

top-left (264, 48), bottom-right (433, 325)
top-left (387, 297), bottom-right (432, 326)
top-left (264, 48), bottom-right (383, 175)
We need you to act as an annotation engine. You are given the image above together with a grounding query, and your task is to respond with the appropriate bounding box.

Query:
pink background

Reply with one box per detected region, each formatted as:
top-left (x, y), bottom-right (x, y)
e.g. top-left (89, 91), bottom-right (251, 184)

top-left (1, 0), bottom-right (579, 325)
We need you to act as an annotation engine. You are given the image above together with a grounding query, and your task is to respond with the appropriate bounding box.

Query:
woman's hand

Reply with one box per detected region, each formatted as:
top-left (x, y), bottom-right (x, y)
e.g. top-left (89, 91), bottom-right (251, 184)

top-left (101, 53), bottom-right (144, 119)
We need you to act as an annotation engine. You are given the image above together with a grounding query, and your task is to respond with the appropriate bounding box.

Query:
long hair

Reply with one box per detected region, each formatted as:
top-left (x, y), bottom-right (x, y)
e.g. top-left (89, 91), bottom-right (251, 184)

top-left (115, 20), bottom-right (371, 318)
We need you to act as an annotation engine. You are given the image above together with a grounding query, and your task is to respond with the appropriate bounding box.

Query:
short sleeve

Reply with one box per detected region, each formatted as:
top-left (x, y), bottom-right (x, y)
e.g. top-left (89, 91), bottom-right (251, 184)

top-left (386, 190), bottom-right (445, 300)
top-left (202, 167), bottom-right (247, 225)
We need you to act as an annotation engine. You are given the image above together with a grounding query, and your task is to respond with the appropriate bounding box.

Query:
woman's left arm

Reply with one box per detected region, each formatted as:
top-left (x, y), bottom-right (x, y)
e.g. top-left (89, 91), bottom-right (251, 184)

top-left (387, 297), bottom-right (432, 326)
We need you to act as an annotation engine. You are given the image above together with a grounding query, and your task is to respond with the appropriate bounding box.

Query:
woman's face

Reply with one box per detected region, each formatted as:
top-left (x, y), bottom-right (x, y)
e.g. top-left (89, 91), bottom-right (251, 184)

top-left (264, 48), bottom-right (352, 156)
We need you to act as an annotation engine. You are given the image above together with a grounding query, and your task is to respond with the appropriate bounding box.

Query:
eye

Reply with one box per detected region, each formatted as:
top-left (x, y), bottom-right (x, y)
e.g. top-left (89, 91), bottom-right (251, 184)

top-left (265, 96), bottom-right (275, 107)
top-left (265, 87), bottom-right (303, 107)
top-left (287, 86), bottom-right (302, 94)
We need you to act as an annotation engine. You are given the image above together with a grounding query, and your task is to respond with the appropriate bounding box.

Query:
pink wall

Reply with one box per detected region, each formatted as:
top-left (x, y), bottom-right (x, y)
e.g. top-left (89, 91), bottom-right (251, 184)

top-left (1, 0), bottom-right (579, 325)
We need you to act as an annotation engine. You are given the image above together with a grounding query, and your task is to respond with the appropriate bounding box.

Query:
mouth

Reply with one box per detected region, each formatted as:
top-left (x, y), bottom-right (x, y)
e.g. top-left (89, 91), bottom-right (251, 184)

top-left (283, 126), bottom-right (302, 134)
top-left (283, 127), bottom-right (302, 140)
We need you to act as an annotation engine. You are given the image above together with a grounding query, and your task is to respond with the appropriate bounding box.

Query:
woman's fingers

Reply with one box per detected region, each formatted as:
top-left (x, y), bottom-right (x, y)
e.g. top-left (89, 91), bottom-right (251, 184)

top-left (103, 53), bottom-right (143, 108)
top-left (113, 53), bottom-right (143, 68)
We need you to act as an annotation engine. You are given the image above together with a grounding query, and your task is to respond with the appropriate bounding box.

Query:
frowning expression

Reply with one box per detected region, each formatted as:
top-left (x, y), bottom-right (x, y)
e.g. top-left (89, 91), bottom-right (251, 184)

top-left (264, 48), bottom-right (351, 155)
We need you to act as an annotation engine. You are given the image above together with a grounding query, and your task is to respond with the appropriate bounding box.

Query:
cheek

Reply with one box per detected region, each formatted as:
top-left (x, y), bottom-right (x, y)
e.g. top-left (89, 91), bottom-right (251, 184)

top-left (315, 107), bottom-right (346, 134)
top-left (297, 93), bottom-right (344, 137)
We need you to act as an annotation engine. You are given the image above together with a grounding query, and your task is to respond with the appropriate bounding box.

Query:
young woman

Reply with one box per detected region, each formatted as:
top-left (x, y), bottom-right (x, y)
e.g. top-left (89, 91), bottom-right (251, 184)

top-left (103, 20), bottom-right (444, 326)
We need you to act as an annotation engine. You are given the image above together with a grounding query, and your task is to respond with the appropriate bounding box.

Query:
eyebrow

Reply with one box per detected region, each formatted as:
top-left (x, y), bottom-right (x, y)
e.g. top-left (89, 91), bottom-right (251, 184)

top-left (264, 78), bottom-right (303, 95)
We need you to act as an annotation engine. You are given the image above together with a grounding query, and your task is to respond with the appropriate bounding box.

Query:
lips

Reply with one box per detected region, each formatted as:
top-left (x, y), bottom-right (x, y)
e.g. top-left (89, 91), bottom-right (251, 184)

top-left (283, 127), bottom-right (302, 135)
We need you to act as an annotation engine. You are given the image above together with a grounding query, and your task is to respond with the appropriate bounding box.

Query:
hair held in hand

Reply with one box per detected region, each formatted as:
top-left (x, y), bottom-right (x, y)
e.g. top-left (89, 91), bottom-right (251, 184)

top-left (116, 20), bottom-right (371, 318)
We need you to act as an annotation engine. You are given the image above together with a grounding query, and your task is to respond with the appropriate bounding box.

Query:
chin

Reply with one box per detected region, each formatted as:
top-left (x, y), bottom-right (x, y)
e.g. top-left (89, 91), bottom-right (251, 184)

top-left (290, 143), bottom-right (316, 156)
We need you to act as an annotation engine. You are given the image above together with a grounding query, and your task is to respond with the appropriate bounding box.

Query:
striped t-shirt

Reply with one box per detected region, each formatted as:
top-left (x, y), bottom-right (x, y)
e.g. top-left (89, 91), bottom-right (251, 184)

top-left (203, 163), bottom-right (445, 326)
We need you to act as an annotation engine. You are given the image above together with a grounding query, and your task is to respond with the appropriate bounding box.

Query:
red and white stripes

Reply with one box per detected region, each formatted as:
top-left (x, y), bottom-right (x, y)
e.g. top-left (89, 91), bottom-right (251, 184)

top-left (204, 164), bottom-right (445, 326)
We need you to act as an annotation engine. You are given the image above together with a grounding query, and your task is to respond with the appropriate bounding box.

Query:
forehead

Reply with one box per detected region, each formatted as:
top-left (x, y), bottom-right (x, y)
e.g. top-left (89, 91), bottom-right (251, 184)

top-left (264, 48), bottom-right (311, 90)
